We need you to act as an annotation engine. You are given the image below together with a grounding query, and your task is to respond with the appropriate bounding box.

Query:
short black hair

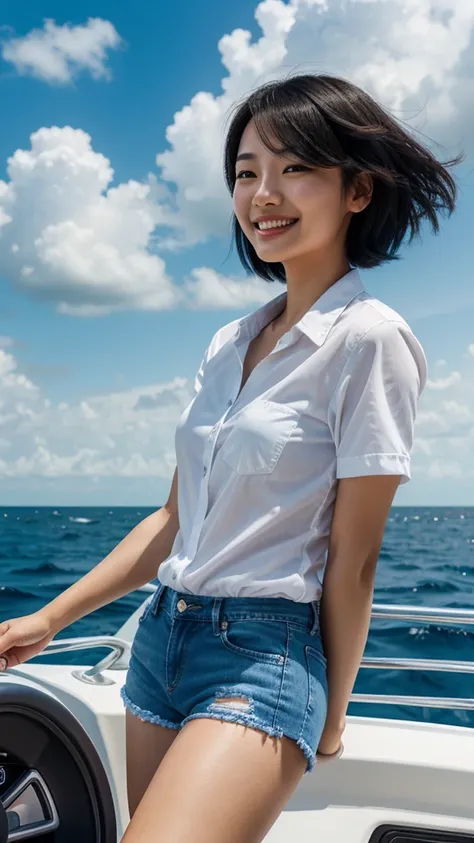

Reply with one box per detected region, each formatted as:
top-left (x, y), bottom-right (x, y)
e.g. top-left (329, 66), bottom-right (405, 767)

top-left (223, 73), bottom-right (464, 281)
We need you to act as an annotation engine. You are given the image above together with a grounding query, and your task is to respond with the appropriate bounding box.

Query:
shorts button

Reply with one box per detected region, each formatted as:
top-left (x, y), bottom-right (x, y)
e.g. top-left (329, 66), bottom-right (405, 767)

top-left (220, 621), bottom-right (228, 630)
top-left (177, 599), bottom-right (187, 613)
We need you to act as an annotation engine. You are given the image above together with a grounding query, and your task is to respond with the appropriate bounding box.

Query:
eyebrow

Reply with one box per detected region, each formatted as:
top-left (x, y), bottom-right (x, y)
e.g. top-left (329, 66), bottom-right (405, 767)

top-left (236, 152), bottom-right (255, 162)
top-left (235, 148), bottom-right (297, 164)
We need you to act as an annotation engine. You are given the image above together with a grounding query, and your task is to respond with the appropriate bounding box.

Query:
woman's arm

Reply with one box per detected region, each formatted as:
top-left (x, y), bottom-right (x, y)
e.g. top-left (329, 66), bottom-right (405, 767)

top-left (42, 467), bottom-right (180, 634)
top-left (0, 469), bottom-right (181, 669)
top-left (317, 473), bottom-right (401, 754)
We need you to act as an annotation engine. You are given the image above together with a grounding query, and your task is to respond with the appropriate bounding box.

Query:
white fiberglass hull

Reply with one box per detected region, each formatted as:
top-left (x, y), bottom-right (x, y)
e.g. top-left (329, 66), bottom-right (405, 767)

top-left (2, 659), bottom-right (474, 842)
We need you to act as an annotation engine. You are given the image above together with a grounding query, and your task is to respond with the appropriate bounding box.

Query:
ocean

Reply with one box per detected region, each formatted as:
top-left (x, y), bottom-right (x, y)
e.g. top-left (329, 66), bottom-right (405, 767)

top-left (1, 505), bottom-right (472, 728)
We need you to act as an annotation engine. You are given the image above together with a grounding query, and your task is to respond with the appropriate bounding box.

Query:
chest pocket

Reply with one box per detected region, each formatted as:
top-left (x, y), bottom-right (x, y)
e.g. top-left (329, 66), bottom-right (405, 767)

top-left (220, 398), bottom-right (300, 476)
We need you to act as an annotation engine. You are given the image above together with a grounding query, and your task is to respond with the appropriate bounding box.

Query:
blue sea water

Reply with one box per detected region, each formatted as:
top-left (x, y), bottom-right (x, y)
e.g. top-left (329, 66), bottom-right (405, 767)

top-left (0, 505), bottom-right (473, 728)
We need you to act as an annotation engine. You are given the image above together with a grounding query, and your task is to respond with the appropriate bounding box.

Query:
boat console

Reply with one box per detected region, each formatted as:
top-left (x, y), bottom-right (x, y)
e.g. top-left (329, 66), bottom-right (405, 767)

top-left (0, 682), bottom-right (116, 842)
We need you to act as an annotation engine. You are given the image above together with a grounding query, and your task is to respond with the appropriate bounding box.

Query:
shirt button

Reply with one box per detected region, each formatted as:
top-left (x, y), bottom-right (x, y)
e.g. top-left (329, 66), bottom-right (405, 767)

top-left (228, 399), bottom-right (233, 407)
top-left (203, 466), bottom-right (207, 476)
top-left (172, 573), bottom-right (177, 580)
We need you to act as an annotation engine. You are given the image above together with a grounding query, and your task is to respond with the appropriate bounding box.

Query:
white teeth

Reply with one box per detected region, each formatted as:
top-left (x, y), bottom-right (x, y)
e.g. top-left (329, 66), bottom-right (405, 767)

top-left (257, 219), bottom-right (296, 230)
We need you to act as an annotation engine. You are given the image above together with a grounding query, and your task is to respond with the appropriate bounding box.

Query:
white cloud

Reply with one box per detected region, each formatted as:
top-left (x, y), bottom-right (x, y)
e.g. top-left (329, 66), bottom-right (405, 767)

top-left (184, 267), bottom-right (275, 309)
top-left (0, 336), bottom-right (14, 348)
top-left (0, 127), bottom-right (179, 315)
top-left (0, 127), bottom-right (279, 315)
top-left (412, 438), bottom-right (432, 456)
top-left (414, 363), bottom-right (474, 482)
top-left (426, 371), bottom-right (461, 390)
top-left (0, 347), bottom-right (192, 479)
top-left (2, 18), bottom-right (122, 84)
top-left (1, 333), bottom-right (473, 489)
top-left (1, 0), bottom-right (473, 315)
top-left (153, 0), bottom-right (474, 246)
top-left (426, 460), bottom-right (462, 480)
top-left (468, 344), bottom-right (474, 357)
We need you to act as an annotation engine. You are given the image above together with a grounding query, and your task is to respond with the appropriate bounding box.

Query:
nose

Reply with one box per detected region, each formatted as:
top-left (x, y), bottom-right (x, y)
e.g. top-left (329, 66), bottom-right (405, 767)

top-left (252, 176), bottom-right (282, 208)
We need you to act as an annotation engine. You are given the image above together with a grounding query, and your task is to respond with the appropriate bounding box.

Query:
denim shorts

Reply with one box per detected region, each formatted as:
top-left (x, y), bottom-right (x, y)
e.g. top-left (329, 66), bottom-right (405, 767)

top-left (121, 581), bottom-right (328, 773)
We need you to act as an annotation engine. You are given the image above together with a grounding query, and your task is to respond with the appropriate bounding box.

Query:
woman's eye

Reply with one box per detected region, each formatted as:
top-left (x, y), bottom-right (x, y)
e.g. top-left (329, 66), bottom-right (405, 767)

top-left (235, 165), bottom-right (310, 179)
top-left (285, 165), bottom-right (310, 173)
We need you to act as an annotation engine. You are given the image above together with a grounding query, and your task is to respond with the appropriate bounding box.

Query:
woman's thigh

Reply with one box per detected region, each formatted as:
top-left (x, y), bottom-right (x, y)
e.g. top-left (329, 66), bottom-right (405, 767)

top-left (122, 716), bottom-right (307, 843)
top-left (125, 711), bottom-right (179, 818)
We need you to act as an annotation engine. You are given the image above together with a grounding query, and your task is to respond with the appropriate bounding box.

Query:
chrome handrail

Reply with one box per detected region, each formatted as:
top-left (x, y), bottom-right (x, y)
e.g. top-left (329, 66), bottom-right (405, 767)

top-left (350, 602), bottom-right (474, 711)
top-left (42, 636), bottom-right (131, 686)
top-left (371, 603), bottom-right (474, 626)
top-left (34, 595), bottom-right (474, 702)
top-left (137, 583), bottom-right (156, 594)
top-left (34, 584), bottom-right (156, 686)
top-left (361, 656), bottom-right (474, 674)
top-left (351, 694), bottom-right (474, 710)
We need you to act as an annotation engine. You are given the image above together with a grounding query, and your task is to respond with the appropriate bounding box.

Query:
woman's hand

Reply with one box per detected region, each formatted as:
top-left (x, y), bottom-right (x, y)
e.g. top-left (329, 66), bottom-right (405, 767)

top-left (0, 612), bottom-right (56, 670)
top-left (316, 719), bottom-right (345, 761)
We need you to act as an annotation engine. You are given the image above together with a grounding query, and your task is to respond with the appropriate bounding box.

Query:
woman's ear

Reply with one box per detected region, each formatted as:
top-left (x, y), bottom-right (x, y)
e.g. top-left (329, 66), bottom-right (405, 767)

top-left (350, 172), bottom-right (373, 214)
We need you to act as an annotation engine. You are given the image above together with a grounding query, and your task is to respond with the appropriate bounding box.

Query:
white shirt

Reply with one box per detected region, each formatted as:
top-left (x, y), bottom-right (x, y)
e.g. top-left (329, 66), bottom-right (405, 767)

top-left (158, 268), bottom-right (427, 602)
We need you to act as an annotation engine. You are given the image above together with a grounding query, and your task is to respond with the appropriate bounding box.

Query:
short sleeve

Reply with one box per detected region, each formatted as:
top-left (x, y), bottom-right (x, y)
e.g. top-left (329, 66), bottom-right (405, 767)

top-left (328, 321), bottom-right (427, 484)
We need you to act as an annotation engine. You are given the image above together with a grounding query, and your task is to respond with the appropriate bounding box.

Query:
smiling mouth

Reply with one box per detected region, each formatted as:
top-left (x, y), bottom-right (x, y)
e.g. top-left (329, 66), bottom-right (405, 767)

top-left (254, 219), bottom-right (299, 232)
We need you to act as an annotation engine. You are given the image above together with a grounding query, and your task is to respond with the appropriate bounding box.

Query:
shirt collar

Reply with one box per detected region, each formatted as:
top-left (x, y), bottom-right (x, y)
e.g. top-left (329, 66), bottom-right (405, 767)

top-left (236, 268), bottom-right (365, 347)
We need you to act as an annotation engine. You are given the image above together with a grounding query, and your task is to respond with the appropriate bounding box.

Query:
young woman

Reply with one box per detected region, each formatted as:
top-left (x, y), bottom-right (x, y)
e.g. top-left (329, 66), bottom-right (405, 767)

top-left (0, 74), bottom-right (462, 843)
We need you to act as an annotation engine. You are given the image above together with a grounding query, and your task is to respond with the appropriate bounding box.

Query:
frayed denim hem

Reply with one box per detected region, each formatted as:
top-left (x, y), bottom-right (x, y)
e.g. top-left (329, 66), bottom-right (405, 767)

top-left (120, 686), bottom-right (181, 730)
top-left (296, 735), bottom-right (316, 774)
top-left (180, 710), bottom-right (315, 774)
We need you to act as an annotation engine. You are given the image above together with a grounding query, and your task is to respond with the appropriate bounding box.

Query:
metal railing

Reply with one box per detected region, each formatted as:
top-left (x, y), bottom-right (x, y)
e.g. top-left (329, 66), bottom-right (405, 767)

top-left (34, 593), bottom-right (474, 700)
top-left (42, 636), bottom-right (131, 686)
top-left (352, 602), bottom-right (474, 710)
top-left (38, 584), bottom-right (155, 685)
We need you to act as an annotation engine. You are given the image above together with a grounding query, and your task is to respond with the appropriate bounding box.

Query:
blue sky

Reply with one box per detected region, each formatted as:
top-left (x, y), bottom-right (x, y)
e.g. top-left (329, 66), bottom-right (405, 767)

top-left (1, 0), bottom-right (474, 506)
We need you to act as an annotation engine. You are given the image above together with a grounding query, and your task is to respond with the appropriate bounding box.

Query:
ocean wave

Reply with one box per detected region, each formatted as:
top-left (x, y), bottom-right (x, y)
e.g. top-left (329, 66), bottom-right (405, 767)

top-left (15, 561), bottom-right (79, 576)
top-left (413, 579), bottom-right (460, 594)
top-left (60, 531), bottom-right (81, 541)
top-left (68, 517), bottom-right (98, 524)
top-left (408, 625), bottom-right (470, 639)
top-left (0, 585), bottom-right (36, 599)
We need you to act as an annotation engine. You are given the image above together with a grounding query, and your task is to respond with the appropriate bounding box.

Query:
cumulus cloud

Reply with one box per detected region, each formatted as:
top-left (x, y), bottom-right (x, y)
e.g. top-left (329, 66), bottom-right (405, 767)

top-left (1, 336), bottom-right (474, 492)
top-left (1, 0), bottom-right (473, 315)
top-left (425, 459), bottom-right (463, 480)
top-left (154, 0), bottom-right (473, 247)
top-left (426, 371), bottom-right (462, 390)
top-left (0, 127), bottom-right (277, 315)
top-left (0, 347), bottom-right (193, 480)
top-left (0, 127), bottom-right (180, 315)
top-left (1, 18), bottom-right (122, 84)
top-left (413, 345), bottom-right (474, 480)
top-left (184, 267), bottom-right (275, 309)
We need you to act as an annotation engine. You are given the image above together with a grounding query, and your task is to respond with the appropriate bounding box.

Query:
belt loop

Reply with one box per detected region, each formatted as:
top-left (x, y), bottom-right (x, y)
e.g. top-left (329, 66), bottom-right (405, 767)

top-left (212, 597), bottom-right (224, 635)
top-left (150, 580), bottom-right (166, 617)
top-left (309, 599), bottom-right (320, 635)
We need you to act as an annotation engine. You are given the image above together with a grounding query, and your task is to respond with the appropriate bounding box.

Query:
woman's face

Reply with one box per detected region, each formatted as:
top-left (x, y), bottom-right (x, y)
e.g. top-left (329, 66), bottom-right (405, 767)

top-left (232, 119), bottom-right (371, 268)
